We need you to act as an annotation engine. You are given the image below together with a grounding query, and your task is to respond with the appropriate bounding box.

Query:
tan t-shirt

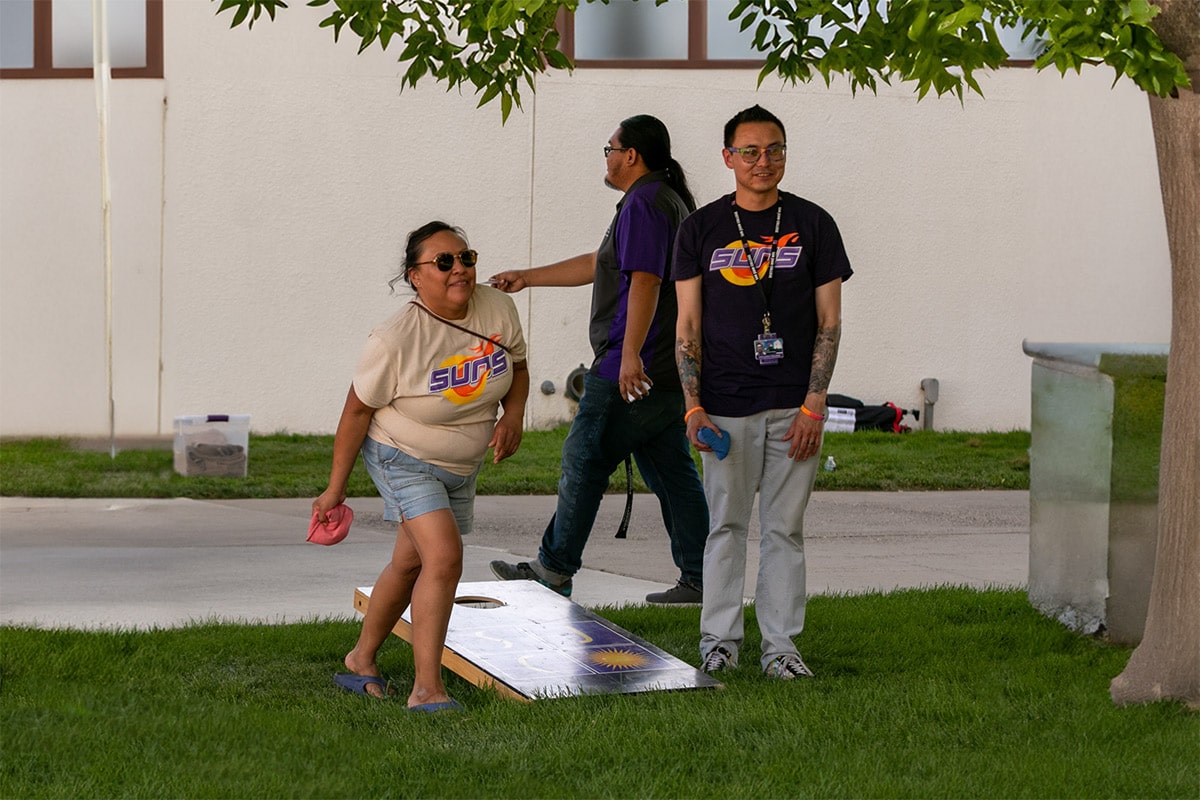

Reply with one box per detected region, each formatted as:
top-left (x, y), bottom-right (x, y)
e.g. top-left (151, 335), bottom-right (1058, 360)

top-left (353, 286), bottom-right (527, 475)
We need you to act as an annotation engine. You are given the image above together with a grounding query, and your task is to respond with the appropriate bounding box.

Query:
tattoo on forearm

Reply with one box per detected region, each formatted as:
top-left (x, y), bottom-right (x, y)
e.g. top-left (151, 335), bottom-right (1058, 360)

top-left (676, 337), bottom-right (702, 401)
top-left (808, 324), bottom-right (841, 395)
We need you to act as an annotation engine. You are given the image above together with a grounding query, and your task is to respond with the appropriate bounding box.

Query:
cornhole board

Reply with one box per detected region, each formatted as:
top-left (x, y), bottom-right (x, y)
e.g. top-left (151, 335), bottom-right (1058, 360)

top-left (354, 580), bottom-right (722, 702)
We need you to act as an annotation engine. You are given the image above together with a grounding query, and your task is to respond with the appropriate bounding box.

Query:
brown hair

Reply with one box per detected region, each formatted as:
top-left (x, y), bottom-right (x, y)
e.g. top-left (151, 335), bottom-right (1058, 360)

top-left (388, 220), bottom-right (469, 292)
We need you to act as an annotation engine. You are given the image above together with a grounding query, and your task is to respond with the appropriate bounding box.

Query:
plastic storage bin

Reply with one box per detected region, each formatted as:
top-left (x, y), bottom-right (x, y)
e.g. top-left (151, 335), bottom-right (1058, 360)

top-left (173, 414), bottom-right (250, 477)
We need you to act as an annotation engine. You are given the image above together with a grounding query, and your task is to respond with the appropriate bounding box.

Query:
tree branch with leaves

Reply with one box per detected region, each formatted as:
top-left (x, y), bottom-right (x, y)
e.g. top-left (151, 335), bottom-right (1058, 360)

top-left (217, 0), bottom-right (1188, 110)
top-left (217, 0), bottom-right (574, 120)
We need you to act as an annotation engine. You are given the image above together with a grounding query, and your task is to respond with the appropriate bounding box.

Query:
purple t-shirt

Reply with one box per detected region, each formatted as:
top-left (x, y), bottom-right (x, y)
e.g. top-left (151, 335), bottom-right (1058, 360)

top-left (673, 191), bottom-right (853, 417)
top-left (589, 172), bottom-right (690, 385)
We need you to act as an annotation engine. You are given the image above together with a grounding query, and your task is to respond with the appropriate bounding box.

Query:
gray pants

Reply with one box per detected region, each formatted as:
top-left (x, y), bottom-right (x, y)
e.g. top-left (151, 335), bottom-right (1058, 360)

top-left (700, 408), bottom-right (820, 669)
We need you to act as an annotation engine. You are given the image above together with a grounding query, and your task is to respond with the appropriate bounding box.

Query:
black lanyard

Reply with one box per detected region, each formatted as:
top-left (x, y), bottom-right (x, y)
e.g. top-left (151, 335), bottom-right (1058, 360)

top-left (733, 203), bottom-right (782, 334)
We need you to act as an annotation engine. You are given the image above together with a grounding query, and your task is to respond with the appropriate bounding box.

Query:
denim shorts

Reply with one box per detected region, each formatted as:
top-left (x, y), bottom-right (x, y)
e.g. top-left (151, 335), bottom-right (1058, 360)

top-left (360, 437), bottom-right (477, 535)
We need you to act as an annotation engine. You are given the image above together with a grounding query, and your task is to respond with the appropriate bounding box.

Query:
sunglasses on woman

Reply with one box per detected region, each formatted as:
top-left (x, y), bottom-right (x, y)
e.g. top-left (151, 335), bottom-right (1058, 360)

top-left (416, 250), bottom-right (479, 271)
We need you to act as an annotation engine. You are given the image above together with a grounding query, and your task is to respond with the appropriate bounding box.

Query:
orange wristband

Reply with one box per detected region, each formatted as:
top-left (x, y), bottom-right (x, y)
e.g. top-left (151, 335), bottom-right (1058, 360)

top-left (800, 404), bottom-right (826, 421)
top-left (684, 406), bottom-right (705, 423)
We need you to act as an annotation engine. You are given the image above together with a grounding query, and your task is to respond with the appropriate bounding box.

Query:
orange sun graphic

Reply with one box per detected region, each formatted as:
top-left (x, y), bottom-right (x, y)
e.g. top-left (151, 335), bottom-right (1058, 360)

top-left (719, 243), bottom-right (771, 287)
top-left (719, 232), bottom-right (801, 286)
top-left (589, 648), bottom-right (650, 670)
top-left (436, 338), bottom-right (501, 405)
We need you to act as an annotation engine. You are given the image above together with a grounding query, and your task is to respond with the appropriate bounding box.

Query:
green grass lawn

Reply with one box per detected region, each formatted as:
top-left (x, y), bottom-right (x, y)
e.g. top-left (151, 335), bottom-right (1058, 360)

top-left (8, 428), bottom-right (1189, 798)
top-left (0, 428), bottom-right (1031, 498)
top-left (1, 589), bottom-right (1194, 799)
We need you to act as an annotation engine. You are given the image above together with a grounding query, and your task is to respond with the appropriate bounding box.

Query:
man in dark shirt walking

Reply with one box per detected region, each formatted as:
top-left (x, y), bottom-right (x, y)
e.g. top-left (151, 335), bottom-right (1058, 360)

top-left (489, 114), bottom-right (708, 604)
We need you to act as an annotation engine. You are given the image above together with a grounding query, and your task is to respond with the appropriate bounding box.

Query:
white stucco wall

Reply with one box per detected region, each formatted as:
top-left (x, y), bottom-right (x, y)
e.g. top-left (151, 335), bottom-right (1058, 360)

top-left (518, 66), bottom-right (1170, 434)
top-left (158, 2), bottom-right (535, 438)
top-left (0, 79), bottom-right (165, 435)
top-left (0, 3), bottom-right (1171, 438)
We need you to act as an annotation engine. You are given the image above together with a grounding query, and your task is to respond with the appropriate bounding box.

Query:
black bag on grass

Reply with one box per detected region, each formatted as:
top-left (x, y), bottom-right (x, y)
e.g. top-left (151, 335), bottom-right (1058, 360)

top-left (825, 394), bottom-right (917, 433)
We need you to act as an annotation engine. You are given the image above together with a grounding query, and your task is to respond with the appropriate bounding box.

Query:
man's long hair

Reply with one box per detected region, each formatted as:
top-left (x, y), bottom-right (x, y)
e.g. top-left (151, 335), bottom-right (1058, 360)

top-left (618, 114), bottom-right (696, 213)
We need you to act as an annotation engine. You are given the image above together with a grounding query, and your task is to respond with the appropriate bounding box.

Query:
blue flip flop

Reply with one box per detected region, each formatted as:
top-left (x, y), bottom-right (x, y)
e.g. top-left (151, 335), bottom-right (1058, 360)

top-left (408, 699), bottom-right (463, 713)
top-left (333, 672), bottom-right (389, 697)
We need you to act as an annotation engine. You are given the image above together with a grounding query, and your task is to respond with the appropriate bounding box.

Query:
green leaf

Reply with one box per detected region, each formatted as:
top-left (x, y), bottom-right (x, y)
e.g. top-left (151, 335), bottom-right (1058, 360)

top-left (1125, 0), bottom-right (1156, 25)
top-left (963, 70), bottom-right (983, 97)
top-left (403, 58), bottom-right (427, 86)
top-left (908, 4), bottom-right (929, 42)
top-left (937, 3), bottom-right (982, 34)
top-left (478, 83), bottom-right (501, 107)
top-left (545, 48), bottom-right (572, 70)
top-left (231, 2), bottom-right (250, 27)
top-left (754, 18), bottom-right (771, 46)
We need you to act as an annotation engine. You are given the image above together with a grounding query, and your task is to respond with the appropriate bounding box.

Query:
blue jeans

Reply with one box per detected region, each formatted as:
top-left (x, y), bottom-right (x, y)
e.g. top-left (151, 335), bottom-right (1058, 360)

top-left (537, 373), bottom-right (708, 586)
top-left (360, 438), bottom-right (477, 534)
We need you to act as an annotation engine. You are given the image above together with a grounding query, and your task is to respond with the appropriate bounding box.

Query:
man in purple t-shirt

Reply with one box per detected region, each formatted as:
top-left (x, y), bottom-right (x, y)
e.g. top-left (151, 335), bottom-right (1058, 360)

top-left (488, 115), bottom-right (709, 604)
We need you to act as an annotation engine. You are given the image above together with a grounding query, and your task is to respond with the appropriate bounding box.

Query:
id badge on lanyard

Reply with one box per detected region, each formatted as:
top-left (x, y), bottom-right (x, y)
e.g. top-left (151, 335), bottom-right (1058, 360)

top-left (755, 331), bottom-right (784, 365)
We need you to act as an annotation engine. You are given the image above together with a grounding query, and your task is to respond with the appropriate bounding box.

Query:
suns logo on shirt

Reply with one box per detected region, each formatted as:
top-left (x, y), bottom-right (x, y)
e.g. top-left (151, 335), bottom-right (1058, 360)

top-left (428, 339), bottom-right (509, 404)
top-left (708, 233), bottom-right (803, 286)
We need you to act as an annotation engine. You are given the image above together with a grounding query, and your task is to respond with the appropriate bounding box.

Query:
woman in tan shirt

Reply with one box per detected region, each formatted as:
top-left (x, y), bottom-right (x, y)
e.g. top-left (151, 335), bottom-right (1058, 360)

top-left (314, 221), bottom-right (528, 711)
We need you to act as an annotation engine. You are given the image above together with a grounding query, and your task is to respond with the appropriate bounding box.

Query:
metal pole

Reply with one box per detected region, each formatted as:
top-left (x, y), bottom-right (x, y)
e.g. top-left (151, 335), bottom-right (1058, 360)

top-left (93, 0), bottom-right (114, 457)
top-left (920, 377), bottom-right (939, 431)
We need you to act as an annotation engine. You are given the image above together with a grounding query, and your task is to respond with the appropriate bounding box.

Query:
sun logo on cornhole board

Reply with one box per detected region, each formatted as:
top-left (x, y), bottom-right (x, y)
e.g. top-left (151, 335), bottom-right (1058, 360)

top-left (589, 648), bottom-right (651, 671)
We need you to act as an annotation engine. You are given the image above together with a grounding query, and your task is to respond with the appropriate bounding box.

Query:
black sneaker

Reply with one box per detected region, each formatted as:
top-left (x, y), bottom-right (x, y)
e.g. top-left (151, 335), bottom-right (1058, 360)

top-left (489, 560), bottom-right (573, 597)
top-left (702, 645), bottom-right (736, 674)
top-left (645, 580), bottom-right (702, 605)
top-left (764, 653), bottom-right (814, 679)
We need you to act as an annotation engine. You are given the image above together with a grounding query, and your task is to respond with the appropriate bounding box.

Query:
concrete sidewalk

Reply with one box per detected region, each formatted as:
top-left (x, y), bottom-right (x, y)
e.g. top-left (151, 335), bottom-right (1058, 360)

top-left (0, 491), bottom-right (1029, 630)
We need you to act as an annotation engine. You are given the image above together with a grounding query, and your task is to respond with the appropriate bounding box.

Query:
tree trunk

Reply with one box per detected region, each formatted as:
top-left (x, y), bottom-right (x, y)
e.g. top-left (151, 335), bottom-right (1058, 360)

top-left (1110, 0), bottom-right (1200, 708)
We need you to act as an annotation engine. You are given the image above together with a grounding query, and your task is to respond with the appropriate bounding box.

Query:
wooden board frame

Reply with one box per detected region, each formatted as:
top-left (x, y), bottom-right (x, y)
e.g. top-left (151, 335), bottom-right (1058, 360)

top-left (354, 580), bottom-right (722, 702)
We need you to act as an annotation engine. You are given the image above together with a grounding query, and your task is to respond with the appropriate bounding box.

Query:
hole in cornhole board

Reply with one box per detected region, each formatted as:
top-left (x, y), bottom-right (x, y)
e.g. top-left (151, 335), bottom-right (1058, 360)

top-left (454, 596), bottom-right (506, 610)
top-left (355, 580), bottom-right (723, 702)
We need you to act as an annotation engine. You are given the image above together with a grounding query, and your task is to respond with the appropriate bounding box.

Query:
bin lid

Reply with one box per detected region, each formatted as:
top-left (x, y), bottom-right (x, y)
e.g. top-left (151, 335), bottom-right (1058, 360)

top-left (1022, 341), bottom-right (1168, 369)
top-left (174, 414), bottom-right (251, 425)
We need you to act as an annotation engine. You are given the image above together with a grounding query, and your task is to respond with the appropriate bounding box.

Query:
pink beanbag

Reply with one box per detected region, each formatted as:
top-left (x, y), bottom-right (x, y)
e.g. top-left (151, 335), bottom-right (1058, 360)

top-left (308, 503), bottom-right (354, 546)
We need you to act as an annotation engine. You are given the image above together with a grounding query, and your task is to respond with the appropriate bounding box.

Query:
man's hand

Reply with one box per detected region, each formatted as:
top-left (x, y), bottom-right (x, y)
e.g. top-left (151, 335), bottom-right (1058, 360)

top-left (487, 270), bottom-right (528, 293)
top-left (685, 407), bottom-right (721, 452)
top-left (619, 354), bottom-right (652, 403)
top-left (781, 407), bottom-right (825, 461)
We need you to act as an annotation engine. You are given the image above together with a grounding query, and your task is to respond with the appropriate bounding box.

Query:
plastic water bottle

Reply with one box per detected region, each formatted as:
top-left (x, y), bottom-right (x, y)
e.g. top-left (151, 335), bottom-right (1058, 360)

top-left (824, 456), bottom-right (837, 472)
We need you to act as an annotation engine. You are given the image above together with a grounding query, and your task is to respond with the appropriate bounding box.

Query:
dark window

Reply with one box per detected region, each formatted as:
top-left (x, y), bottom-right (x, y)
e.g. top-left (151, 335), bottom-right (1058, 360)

top-left (1, 0), bottom-right (162, 78)
top-left (562, 0), bottom-right (1042, 69)
top-left (563, 0), bottom-right (763, 69)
